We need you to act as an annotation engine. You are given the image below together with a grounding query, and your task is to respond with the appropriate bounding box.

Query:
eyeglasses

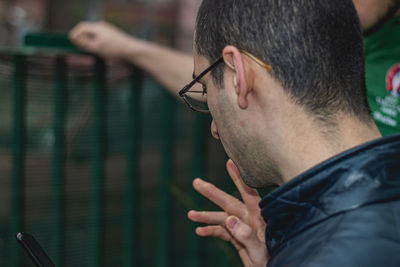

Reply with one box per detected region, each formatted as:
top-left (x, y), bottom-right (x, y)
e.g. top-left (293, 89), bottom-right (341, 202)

top-left (179, 49), bottom-right (272, 113)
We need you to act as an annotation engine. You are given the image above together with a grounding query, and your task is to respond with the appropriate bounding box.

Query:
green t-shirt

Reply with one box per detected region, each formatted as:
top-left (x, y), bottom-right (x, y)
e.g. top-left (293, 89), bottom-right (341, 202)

top-left (364, 16), bottom-right (400, 136)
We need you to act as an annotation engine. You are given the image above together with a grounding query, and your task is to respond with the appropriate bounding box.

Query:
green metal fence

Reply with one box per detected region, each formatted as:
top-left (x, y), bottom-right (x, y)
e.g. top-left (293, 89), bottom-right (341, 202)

top-left (0, 34), bottom-right (240, 266)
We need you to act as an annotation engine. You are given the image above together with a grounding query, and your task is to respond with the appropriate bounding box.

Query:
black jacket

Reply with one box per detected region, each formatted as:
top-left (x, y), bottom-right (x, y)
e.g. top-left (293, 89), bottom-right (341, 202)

top-left (260, 134), bottom-right (400, 267)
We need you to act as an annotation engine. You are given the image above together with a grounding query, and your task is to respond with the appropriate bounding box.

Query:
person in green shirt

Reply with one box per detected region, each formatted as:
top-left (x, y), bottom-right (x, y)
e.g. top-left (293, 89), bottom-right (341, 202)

top-left (363, 14), bottom-right (400, 135)
top-left (352, 0), bottom-right (400, 135)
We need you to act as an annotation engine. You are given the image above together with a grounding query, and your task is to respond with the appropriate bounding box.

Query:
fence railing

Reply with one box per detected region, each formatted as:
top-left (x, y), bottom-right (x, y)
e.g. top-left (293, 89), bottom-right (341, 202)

top-left (0, 33), bottom-right (237, 267)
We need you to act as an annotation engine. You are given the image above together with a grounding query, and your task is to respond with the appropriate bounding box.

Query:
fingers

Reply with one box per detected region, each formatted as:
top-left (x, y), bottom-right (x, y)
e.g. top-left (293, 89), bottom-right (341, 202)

top-left (188, 210), bottom-right (227, 225)
top-left (69, 21), bottom-right (111, 47)
top-left (226, 216), bottom-right (257, 247)
top-left (188, 210), bottom-right (268, 266)
top-left (188, 209), bottom-right (246, 252)
top-left (192, 178), bottom-right (246, 218)
top-left (69, 22), bottom-right (98, 51)
top-left (194, 225), bottom-right (245, 252)
top-left (226, 216), bottom-right (269, 267)
top-left (227, 159), bottom-right (263, 224)
top-left (195, 225), bottom-right (231, 240)
top-left (69, 22), bottom-right (93, 40)
top-left (226, 159), bottom-right (267, 242)
top-left (226, 159), bottom-right (261, 207)
top-left (69, 21), bottom-right (132, 59)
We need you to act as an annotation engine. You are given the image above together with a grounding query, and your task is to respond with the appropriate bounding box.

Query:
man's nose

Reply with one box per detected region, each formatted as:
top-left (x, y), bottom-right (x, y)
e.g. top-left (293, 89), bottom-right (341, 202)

top-left (211, 120), bottom-right (220, 139)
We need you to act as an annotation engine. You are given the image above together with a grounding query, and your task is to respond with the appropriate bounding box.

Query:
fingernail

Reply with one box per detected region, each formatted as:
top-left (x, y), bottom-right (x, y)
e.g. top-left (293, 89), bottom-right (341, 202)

top-left (227, 217), bottom-right (237, 229)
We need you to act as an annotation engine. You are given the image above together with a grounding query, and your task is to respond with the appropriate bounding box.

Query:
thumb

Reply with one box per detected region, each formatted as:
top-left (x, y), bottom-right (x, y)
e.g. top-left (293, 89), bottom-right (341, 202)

top-left (226, 216), bottom-right (259, 248)
top-left (226, 216), bottom-right (269, 266)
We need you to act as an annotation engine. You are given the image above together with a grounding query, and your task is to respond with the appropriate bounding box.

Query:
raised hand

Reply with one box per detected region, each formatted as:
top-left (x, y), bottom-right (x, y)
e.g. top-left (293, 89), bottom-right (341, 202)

top-left (69, 21), bottom-right (196, 97)
top-left (188, 159), bottom-right (269, 267)
top-left (69, 21), bottom-right (142, 60)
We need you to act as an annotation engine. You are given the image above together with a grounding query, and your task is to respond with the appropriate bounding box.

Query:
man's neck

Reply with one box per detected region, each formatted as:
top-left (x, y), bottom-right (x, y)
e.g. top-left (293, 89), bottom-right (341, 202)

top-left (253, 80), bottom-right (382, 186)
top-left (275, 114), bottom-right (382, 185)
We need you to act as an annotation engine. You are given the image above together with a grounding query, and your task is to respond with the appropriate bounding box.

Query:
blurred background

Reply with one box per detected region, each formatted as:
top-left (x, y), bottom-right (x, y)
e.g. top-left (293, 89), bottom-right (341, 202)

top-left (0, 0), bottom-right (243, 266)
top-left (0, 0), bottom-right (195, 50)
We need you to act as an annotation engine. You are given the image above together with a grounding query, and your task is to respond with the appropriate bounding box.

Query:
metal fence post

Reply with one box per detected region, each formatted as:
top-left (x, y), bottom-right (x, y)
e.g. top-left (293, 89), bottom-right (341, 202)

top-left (187, 114), bottom-right (208, 267)
top-left (52, 56), bottom-right (67, 267)
top-left (89, 57), bottom-right (106, 267)
top-left (10, 54), bottom-right (26, 267)
top-left (123, 68), bottom-right (143, 267)
top-left (156, 88), bottom-right (175, 267)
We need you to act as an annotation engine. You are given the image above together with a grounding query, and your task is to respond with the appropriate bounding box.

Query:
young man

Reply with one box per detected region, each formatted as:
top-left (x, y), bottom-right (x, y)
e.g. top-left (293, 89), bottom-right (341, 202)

top-left (183, 0), bottom-right (400, 266)
top-left (69, 0), bottom-right (400, 135)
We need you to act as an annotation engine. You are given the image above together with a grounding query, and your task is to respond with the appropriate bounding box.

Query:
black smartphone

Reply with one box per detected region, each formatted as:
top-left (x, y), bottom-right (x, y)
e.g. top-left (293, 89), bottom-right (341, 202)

top-left (15, 232), bottom-right (56, 267)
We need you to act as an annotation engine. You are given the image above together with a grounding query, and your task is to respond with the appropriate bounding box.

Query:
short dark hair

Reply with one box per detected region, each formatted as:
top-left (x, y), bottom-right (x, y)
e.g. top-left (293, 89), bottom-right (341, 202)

top-left (195, 0), bottom-right (372, 124)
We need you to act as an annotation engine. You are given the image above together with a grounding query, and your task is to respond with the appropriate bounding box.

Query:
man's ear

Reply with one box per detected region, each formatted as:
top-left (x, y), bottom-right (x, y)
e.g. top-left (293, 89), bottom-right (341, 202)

top-left (222, 46), bottom-right (250, 109)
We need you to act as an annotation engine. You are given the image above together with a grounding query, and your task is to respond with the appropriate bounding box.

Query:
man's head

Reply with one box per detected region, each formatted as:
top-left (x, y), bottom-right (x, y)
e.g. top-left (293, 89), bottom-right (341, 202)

top-left (352, 0), bottom-right (400, 35)
top-left (193, 0), bottom-right (376, 187)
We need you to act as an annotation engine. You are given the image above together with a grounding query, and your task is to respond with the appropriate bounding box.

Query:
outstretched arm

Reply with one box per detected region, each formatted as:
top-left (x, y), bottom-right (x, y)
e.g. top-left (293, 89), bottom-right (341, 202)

top-left (69, 21), bottom-right (196, 97)
top-left (188, 159), bottom-right (269, 267)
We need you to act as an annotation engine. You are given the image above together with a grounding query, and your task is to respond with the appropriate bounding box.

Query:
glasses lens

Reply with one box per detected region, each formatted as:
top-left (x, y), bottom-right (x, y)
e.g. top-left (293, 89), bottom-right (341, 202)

top-left (184, 90), bottom-right (208, 112)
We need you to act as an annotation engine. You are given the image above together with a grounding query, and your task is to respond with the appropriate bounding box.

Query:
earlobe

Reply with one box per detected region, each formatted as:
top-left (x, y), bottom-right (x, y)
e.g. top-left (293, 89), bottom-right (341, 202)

top-left (237, 88), bottom-right (249, 109)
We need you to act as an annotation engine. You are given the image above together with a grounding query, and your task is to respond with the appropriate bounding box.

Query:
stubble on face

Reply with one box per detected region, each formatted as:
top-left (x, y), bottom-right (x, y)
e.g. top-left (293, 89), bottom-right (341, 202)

top-left (211, 79), bottom-right (283, 188)
top-left (193, 49), bottom-right (283, 188)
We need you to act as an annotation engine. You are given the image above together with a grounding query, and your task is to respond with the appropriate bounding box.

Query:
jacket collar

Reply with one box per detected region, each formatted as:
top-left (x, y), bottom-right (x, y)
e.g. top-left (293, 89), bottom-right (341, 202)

top-left (259, 134), bottom-right (400, 256)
